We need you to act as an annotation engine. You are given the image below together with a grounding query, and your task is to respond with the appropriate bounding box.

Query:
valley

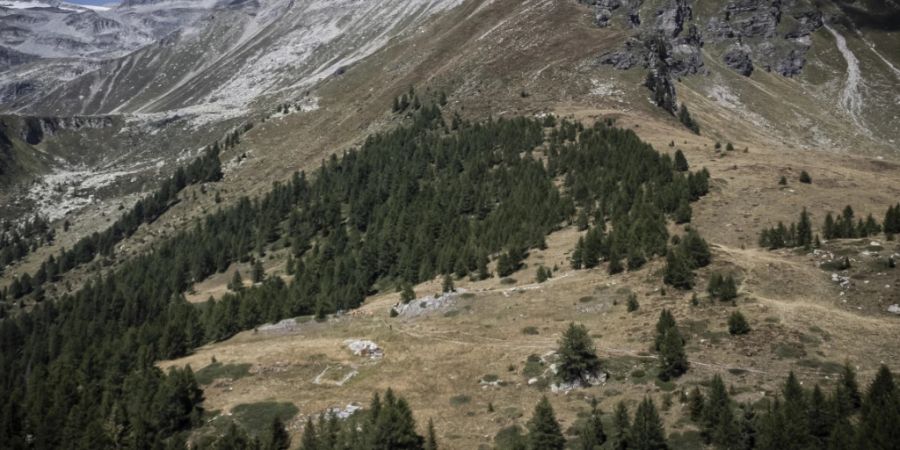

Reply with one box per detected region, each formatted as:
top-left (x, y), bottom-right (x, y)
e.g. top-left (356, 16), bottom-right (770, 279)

top-left (1, 0), bottom-right (899, 448)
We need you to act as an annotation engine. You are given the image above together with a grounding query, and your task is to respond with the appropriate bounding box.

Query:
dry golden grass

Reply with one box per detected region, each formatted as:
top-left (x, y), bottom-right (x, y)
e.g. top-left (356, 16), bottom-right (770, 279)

top-left (162, 218), bottom-right (900, 448)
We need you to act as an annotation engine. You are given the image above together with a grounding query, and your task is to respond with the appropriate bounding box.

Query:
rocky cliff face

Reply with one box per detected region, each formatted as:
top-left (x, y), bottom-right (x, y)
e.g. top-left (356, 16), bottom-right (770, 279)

top-left (585, 0), bottom-right (825, 79)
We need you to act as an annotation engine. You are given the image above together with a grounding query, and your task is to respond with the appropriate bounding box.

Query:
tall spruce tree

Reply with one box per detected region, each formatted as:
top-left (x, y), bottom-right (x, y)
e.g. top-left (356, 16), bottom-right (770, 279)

top-left (577, 398), bottom-right (607, 450)
top-left (663, 248), bottom-right (694, 290)
top-left (527, 397), bottom-right (566, 450)
top-left (856, 365), bottom-right (900, 449)
top-left (265, 416), bottom-right (291, 450)
top-left (673, 150), bottom-right (689, 172)
top-left (658, 328), bottom-right (688, 380)
top-left (628, 398), bottom-right (668, 450)
top-left (612, 401), bottom-right (631, 450)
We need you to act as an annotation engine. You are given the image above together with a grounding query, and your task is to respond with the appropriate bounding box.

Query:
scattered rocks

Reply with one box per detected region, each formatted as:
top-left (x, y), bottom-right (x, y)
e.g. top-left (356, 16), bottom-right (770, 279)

top-left (390, 289), bottom-right (464, 318)
top-left (831, 273), bottom-right (850, 289)
top-left (257, 318), bottom-right (299, 334)
top-left (326, 403), bottom-right (362, 419)
top-left (345, 339), bottom-right (384, 359)
top-left (888, 304), bottom-right (900, 315)
top-left (550, 372), bottom-right (608, 393)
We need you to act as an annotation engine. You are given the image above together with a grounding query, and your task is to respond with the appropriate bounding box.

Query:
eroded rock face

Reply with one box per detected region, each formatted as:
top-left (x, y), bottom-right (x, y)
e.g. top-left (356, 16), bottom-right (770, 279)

top-left (707, 0), bottom-right (823, 76)
top-left (723, 43), bottom-right (754, 76)
top-left (592, 0), bottom-right (825, 79)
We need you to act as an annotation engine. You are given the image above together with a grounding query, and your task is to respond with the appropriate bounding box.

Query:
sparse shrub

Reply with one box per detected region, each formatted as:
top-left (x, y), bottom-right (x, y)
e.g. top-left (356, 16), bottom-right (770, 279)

top-left (522, 326), bottom-right (540, 335)
top-left (536, 266), bottom-right (551, 283)
top-left (627, 294), bottom-right (640, 312)
top-left (679, 104), bottom-right (700, 134)
top-left (449, 394), bottom-right (471, 406)
top-left (714, 142), bottom-right (722, 150)
top-left (799, 170), bottom-right (812, 184)
top-left (389, 308), bottom-right (399, 318)
top-left (726, 142), bottom-right (734, 151)
top-left (728, 311), bottom-right (751, 335)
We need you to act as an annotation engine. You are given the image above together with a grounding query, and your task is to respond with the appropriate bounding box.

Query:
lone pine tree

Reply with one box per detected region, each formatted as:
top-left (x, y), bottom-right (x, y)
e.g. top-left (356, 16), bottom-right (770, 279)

top-left (557, 323), bottom-right (602, 384)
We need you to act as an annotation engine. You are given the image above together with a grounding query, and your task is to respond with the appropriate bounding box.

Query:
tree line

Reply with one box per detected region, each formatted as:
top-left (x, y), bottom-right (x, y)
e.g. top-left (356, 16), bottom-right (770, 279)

top-left (759, 204), bottom-right (898, 250)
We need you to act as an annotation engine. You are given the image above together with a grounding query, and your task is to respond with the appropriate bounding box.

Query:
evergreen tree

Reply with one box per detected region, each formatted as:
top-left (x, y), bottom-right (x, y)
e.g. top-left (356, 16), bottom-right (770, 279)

top-left (780, 372), bottom-right (811, 448)
top-left (577, 209), bottom-right (590, 231)
top-left (577, 398), bottom-right (606, 450)
top-left (719, 275), bottom-right (738, 301)
top-left (673, 150), bottom-right (689, 172)
top-left (252, 260), bottom-right (265, 283)
top-left (612, 401), bottom-right (631, 450)
top-left (678, 104), bottom-right (700, 134)
top-left (265, 416), bottom-right (291, 450)
top-left (400, 283), bottom-right (416, 304)
top-left (807, 385), bottom-right (831, 446)
top-left (707, 272), bottom-right (723, 299)
top-left (856, 365), bottom-right (900, 449)
top-left (608, 250), bottom-right (624, 275)
top-left (627, 294), bottom-right (640, 312)
top-left (300, 417), bottom-right (318, 450)
top-left (834, 362), bottom-right (862, 415)
top-left (557, 323), bottom-right (601, 384)
top-left (658, 326), bottom-right (688, 380)
top-left (654, 309), bottom-right (677, 351)
top-left (425, 418), bottom-right (438, 450)
top-left (663, 248), bottom-right (694, 290)
top-left (572, 237), bottom-right (585, 269)
top-left (679, 228), bottom-right (711, 268)
top-left (628, 398), bottom-right (668, 450)
top-left (215, 422), bottom-right (257, 450)
top-left (371, 389), bottom-right (425, 449)
top-left (441, 274), bottom-right (455, 293)
top-left (674, 200), bottom-right (692, 224)
top-left (797, 208), bottom-right (813, 249)
top-left (702, 375), bottom-right (737, 447)
top-left (736, 403), bottom-right (756, 450)
top-left (527, 397), bottom-right (566, 450)
top-left (627, 246), bottom-right (647, 271)
top-left (229, 269), bottom-right (244, 291)
top-left (688, 387), bottom-right (704, 422)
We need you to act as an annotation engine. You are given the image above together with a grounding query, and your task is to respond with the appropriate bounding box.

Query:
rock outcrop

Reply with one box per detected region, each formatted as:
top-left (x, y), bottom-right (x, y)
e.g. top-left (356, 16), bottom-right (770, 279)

top-left (723, 43), bottom-right (754, 76)
top-left (591, 0), bottom-right (825, 79)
